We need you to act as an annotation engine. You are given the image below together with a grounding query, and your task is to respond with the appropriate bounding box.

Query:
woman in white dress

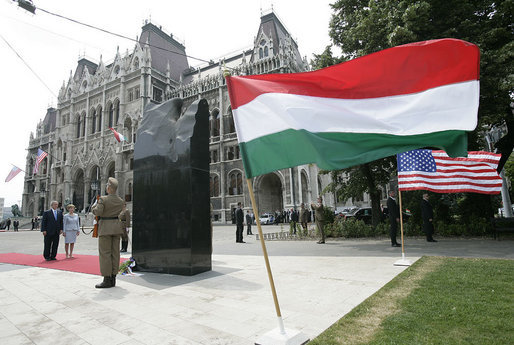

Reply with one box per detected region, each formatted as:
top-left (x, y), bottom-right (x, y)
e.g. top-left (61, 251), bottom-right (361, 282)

top-left (63, 204), bottom-right (80, 258)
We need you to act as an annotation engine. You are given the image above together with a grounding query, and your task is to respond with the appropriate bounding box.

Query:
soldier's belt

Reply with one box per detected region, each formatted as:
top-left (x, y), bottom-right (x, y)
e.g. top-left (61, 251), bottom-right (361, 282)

top-left (98, 216), bottom-right (118, 220)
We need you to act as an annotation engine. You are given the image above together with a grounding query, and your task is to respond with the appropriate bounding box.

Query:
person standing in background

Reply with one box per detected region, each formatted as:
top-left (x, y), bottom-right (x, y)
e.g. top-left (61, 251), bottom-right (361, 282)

top-left (235, 202), bottom-right (245, 243)
top-left (119, 202), bottom-right (131, 252)
top-left (387, 190), bottom-right (401, 247)
top-left (311, 197), bottom-right (325, 244)
top-left (245, 210), bottom-right (253, 236)
top-left (421, 193), bottom-right (437, 242)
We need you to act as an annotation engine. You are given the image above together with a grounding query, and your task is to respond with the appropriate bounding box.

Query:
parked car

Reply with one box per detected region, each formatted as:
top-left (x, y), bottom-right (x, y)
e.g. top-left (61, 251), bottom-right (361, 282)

top-left (335, 206), bottom-right (358, 217)
top-left (259, 213), bottom-right (275, 225)
top-left (344, 207), bottom-right (373, 224)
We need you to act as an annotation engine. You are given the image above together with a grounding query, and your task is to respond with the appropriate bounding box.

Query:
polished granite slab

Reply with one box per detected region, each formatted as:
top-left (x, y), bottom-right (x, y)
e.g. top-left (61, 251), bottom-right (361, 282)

top-left (132, 98), bottom-right (211, 275)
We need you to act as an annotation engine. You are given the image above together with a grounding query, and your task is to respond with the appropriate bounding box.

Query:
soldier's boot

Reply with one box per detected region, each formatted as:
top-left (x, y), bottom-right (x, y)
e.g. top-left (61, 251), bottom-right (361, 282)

top-left (120, 241), bottom-right (128, 252)
top-left (111, 275), bottom-right (116, 287)
top-left (95, 276), bottom-right (113, 288)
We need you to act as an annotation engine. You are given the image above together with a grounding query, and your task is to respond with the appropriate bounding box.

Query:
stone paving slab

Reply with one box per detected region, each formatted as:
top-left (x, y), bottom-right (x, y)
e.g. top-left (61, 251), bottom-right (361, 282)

top-left (0, 225), bottom-right (512, 344)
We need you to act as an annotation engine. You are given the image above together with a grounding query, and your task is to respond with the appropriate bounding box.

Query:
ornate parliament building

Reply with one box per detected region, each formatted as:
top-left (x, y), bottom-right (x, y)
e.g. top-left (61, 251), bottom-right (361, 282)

top-left (23, 10), bottom-right (336, 222)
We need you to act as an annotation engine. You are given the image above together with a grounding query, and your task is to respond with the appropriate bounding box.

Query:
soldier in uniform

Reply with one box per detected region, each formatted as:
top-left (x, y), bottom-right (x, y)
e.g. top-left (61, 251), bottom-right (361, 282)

top-left (92, 177), bottom-right (124, 288)
top-left (311, 197), bottom-right (325, 244)
top-left (119, 202), bottom-right (131, 252)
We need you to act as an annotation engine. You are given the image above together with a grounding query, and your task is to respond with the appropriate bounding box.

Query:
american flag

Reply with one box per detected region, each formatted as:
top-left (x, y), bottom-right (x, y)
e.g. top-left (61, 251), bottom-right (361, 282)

top-left (5, 166), bottom-right (22, 182)
top-left (397, 149), bottom-right (502, 194)
top-left (33, 148), bottom-right (48, 174)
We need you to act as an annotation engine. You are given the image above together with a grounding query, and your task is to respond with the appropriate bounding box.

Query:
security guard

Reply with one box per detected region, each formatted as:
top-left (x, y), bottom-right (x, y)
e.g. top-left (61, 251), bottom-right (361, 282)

top-left (92, 177), bottom-right (124, 288)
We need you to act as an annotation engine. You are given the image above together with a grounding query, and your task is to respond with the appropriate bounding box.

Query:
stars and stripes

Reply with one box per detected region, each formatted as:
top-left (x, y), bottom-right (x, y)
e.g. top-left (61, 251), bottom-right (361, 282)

top-left (5, 166), bottom-right (22, 182)
top-left (33, 148), bottom-right (48, 174)
top-left (109, 127), bottom-right (126, 142)
top-left (398, 149), bottom-right (502, 194)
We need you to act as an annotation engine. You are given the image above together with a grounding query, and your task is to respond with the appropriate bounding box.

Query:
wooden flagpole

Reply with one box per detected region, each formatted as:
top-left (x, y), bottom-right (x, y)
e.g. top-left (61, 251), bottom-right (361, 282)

top-left (246, 178), bottom-right (286, 334)
top-left (394, 190), bottom-right (411, 266)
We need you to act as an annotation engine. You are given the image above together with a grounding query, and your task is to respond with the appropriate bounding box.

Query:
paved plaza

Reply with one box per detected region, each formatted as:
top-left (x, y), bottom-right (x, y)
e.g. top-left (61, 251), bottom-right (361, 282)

top-left (0, 224), bottom-right (512, 344)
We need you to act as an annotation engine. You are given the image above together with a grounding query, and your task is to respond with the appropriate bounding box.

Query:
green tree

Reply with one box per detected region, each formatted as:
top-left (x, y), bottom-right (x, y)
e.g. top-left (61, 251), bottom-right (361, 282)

top-left (329, 0), bottom-right (513, 129)
top-left (323, 157), bottom-right (396, 226)
top-left (324, 0), bottom-right (513, 222)
top-left (310, 45), bottom-right (345, 70)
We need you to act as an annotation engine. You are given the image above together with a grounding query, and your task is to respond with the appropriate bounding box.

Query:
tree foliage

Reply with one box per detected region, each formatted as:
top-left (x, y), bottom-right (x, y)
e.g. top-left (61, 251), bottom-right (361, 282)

top-left (320, 0), bottom-right (513, 224)
top-left (323, 157), bottom-right (396, 226)
top-left (329, 0), bottom-right (513, 127)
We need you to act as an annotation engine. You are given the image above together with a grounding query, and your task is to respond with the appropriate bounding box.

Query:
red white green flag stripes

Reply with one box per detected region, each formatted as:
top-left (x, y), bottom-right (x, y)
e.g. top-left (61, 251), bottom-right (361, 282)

top-left (226, 39), bottom-right (480, 178)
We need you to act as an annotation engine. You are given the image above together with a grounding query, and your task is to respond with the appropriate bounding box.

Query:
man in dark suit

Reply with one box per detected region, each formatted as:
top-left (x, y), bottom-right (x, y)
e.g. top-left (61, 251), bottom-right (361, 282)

top-left (387, 190), bottom-right (401, 247)
top-left (421, 193), bottom-right (437, 242)
top-left (235, 202), bottom-right (245, 243)
top-left (41, 201), bottom-right (64, 260)
top-left (245, 210), bottom-right (253, 235)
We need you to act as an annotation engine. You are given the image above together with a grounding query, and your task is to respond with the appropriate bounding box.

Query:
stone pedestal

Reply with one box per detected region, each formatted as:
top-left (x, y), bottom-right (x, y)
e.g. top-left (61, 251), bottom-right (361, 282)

top-left (132, 98), bottom-right (211, 275)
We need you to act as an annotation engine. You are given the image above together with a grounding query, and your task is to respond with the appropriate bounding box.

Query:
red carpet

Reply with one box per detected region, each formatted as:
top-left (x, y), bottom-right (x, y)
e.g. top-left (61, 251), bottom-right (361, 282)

top-left (0, 253), bottom-right (124, 276)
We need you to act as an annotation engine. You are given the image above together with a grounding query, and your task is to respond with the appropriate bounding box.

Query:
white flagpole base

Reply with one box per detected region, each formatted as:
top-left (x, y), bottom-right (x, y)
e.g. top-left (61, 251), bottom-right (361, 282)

top-left (394, 252), bottom-right (412, 266)
top-left (255, 327), bottom-right (309, 345)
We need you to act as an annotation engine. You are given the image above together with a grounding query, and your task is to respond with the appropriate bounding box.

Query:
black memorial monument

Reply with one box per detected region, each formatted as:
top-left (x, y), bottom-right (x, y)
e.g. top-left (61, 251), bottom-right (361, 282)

top-left (132, 98), bottom-right (211, 275)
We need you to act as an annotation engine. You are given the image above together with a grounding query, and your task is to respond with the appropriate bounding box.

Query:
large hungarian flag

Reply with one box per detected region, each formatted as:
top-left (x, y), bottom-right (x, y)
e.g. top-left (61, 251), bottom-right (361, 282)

top-left (226, 39), bottom-right (480, 178)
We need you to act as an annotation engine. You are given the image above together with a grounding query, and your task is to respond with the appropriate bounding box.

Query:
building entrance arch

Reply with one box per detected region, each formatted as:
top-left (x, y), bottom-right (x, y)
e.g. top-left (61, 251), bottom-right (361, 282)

top-left (72, 170), bottom-right (84, 212)
top-left (256, 173), bottom-right (283, 214)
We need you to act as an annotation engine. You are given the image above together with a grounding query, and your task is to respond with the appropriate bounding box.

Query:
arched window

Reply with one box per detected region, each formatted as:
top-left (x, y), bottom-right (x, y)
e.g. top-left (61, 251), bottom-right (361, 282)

top-left (91, 109), bottom-right (97, 134)
top-left (264, 46), bottom-right (269, 57)
top-left (125, 182), bottom-right (132, 202)
top-left (81, 113), bottom-right (86, 137)
top-left (42, 157), bottom-right (48, 175)
top-left (108, 104), bottom-right (114, 128)
top-left (224, 107), bottom-right (235, 134)
top-left (210, 109), bottom-right (220, 137)
top-left (259, 48), bottom-right (263, 59)
top-left (97, 106), bottom-right (102, 132)
top-left (228, 171), bottom-right (243, 195)
top-left (114, 100), bottom-right (120, 125)
top-left (76, 115), bottom-right (81, 138)
top-left (124, 118), bottom-right (133, 143)
top-left (210, 175), bottom-right (220, 197)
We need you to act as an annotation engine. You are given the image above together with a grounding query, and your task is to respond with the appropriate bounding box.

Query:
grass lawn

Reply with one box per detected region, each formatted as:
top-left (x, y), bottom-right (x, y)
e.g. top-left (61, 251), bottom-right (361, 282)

top-left (309, 256), bottom-right (514, 345)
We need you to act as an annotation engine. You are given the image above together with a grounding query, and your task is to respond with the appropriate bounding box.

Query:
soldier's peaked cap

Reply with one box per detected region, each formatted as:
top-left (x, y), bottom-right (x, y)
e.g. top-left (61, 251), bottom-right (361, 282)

top-left (107, 177), bottom-right (118, 190)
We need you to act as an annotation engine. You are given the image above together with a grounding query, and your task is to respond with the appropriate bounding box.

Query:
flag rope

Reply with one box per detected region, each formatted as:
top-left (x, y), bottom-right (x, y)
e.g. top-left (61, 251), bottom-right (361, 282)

top-left (246, 178), bottom-right (285, 334)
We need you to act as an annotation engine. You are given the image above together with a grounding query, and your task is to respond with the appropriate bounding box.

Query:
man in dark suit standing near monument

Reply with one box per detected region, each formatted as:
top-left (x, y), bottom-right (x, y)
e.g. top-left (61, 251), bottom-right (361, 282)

top-left (421, 193), bottom-right (437, 242)
top-left (92, 177), bottom-right (124, 288)
top-left (235, 202), bottom-right (245, 243)
top-left (387, 190), bottom-right (401, 247)
top-left (41, 200), bottom-right (63, 260)
top-left (246, 210), bottom-right (253, 235)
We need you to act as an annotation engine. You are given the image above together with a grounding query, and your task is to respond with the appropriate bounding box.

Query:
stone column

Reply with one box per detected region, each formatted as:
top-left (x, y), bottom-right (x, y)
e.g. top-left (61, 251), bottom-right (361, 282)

top-left (83, 178), bottom-right (91, 211)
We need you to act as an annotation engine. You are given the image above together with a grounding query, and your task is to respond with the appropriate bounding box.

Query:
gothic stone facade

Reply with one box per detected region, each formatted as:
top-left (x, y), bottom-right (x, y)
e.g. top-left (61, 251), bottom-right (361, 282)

top-left (23, 11), bottom-right (335, 221)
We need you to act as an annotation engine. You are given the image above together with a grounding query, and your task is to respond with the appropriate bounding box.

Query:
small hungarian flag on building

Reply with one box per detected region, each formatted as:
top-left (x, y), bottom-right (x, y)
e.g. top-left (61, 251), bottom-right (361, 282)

top-left (109, 127), bottom-right (126, 142)
top-left (5, 166), bottom-right (22, 182)
top-left (33, 148), bottom-right (48, 174)
top-left (225, 38), bottom-right (480, 178)
top-left (397, 149), bottom-right (502, 194)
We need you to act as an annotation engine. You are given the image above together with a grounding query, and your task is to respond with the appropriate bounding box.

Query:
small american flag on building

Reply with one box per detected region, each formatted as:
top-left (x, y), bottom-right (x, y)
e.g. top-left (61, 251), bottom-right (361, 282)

top-left (5, 166), bottom-right (22, 182)
top-left (33, 148), bottom-right (48, 174)
top-left (397, 149), bottom-right (502, 194)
